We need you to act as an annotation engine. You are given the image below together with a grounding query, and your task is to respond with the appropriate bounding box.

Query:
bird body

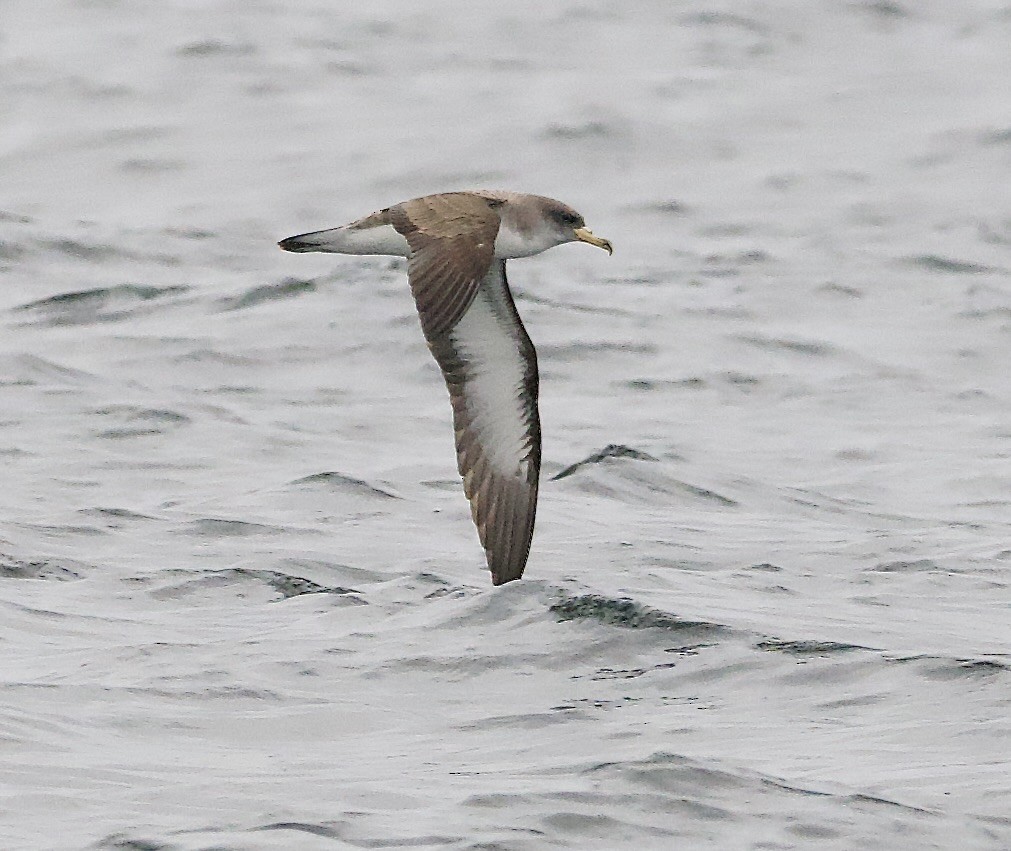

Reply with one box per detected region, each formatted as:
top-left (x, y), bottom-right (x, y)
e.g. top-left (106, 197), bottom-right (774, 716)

top-left (280, 191), bottom-right (611, 585)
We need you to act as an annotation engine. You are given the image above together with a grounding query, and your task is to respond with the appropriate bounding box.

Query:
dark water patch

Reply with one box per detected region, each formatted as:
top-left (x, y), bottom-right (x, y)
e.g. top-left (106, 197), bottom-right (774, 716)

top-left (92, 835), bottom-right (176, 851)
top-left (682, 11), bottom-right (769, 33)
top-left (699, 221), bottom-right (755, 238)
top-left (979, 127), bottom-right (1011, 146)
top-left (598, 271), bottom-right (670, 288)
top-left (94, 405), bottom-right (190, 439)
top-left (15, 521), bottom-right (107, 539)
top-left (551, 595), bottom-right (728, 636)
top-left (130, 684), bottom-right (285, 701)
top-left (722, 371), bottom-right (761, 389)
top-left (555, 698), bottom-right (642, 712)
top-left (161, 226), bottom-right (215, 240)
top-left (233, 568), bottom-right (359, 600)
top-left (1, 554), bottom-right (83, 581)
top-left (642, 556), bottom-right (718, 572)
top-left (540, 340), bottom-right (657, 359)
top-left (747, 562), bottom-right (783, 572)
top-left (120, 157), bottom-right (185, 174)
top-left (787, 822), bottom-right (840, 839)
top-left (462, 710), bottom-right (588, 731)
top-left (581, 662), bottom-right (679, 681)
top-left (173, 518), bottom-right (284, 537)
top-left (177, 39), bottom-right (257, 57)
top-left (835, 447), bottom-right (879, 461)
top-left (551, 444), bottom-right (658, 481)
top-left (738, 334), bottom-right (835, 357)
top-left (253, 820), bottom-right (460, 846)
top-left (424, 585), bottom-right (475, 601)
top-left (846, 793), bottom-right (932, 814)
top-left (290, 471), bottom-right (400, 500)
top-left (219, 277), bottom-right (317, 311)
top-left (817, 281), bottom-right (863, 298)
top-left (705, 249), bottom-right (771, 265)
top-left (146, 567), bottom-right (362, 602)
top-left (820, 692), bottom-right (888, 710)
top-left (173, 348), bottom-right (259, 366)
top-left (907, 254), bottom-right (994, 274)
top-left (695, 267), bottom-right (740, 280)
top-left (543, 120), bottom-right (613, 140)
top-left (80, 507), bottom-right (159, 527)
top-left (756, 639), bottom-right (872, 655)
top-left (100, 125), bottom-right (172, 144)
top-left (38, 237), bottom-right (123, 262)
top-left (867, 558), bottom-right (943, 573)
top-left (624, 377), bottom-right (706, 393)
top-left (623, 199), bottom-right (691, 216)
top-left (857, 1), bottom-right (910, 19)
top-left (324, 60), bottom-right (372, 77)
top-left (253, 821), bottom-right (342, 838)
top-left (893, 655), bottom-right (1008, 681)
top-left (369, 650), bottom-right (552, 679)
top-left (651, 199), bottom-right (691, 215)
top-left (15, 284), bottom-right (189, 326)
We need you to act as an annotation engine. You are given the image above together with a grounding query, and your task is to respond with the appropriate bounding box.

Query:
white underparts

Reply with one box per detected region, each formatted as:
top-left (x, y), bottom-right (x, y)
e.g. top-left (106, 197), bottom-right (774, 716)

top-left (449, 290), bottom-right (530, 478)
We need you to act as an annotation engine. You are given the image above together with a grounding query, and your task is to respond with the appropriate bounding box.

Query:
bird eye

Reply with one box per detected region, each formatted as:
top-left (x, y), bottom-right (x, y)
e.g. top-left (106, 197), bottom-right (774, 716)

top-left (558, 210), bottom-right (580, 226)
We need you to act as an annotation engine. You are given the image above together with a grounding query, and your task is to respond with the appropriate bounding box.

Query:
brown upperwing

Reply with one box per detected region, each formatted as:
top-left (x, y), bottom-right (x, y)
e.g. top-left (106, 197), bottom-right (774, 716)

top-left (388, 193), bottom-right (502, 340)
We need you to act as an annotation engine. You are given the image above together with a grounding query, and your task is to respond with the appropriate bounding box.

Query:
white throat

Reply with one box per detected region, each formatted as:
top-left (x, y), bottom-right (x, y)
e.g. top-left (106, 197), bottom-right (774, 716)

top-left (493, 220), bottom-right (564, 259)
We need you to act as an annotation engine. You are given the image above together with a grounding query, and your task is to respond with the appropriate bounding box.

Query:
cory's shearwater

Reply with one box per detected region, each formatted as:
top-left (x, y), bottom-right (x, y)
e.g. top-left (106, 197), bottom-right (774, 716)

top-left (279, 190), bottom-right (612, 585)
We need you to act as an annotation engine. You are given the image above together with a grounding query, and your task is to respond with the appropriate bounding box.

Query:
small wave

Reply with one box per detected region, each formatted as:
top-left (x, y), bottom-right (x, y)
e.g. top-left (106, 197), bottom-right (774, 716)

top-left (891, 654), bottom-right (1008, 681)
top-left (0, 554), bottom-right (84, 581)
top-left (756, 638), bottom-right (873, 655)
top-left (551, 447), bottom-right (737, 507)
top-left (218, 277), bottom-right (317, 311)
top-left (550, 594), bottom-right (729, 636)
top-left (907, 254), bottom-right (995, 274)
top-left (551, 444), bottom-right (658, 481)
top-left (289, 471), bottom-right (400, 500)
top-left (14, 283), bottom-right (188, 326)
top-left (145, 567), bottom-right (362, 602)
top-left (93, 405), bottom-right (190, 439)
top-left (0, 354), bottom-right (99, 387)
top-left (737, 333), bottom-right (836, 358)
top-left (173, 518), bottom-right (281, 537)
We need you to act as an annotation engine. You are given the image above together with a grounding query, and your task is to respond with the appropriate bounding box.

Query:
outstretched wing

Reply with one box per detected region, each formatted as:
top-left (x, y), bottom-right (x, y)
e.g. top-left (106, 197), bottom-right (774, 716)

top-left (390, 192), bottom-right (502, 340)
top-left (426, 260), bottom-right (541, 585)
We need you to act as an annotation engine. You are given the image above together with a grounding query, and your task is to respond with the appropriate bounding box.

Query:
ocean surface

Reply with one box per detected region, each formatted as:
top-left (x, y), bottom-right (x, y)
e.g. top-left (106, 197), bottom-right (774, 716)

top-left (2, 1), bottom-right (1010, 848)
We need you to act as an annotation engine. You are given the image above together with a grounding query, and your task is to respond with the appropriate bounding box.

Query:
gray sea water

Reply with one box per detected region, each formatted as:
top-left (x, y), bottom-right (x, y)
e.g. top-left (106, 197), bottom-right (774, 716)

top-left (2, 1), bottom-right (1010, 848)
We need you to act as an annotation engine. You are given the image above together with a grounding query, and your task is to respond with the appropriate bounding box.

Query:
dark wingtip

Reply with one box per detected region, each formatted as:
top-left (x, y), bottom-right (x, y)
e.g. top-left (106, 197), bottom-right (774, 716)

top-left (490, 567), bottom-right (524, 586)
top-left (278, 236), bottom-right (301, 252)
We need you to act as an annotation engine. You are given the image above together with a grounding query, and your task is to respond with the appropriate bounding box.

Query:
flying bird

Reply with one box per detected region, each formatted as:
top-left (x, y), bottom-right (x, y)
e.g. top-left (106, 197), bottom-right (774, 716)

top-left (279, 190), bottom-right (612, 585)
